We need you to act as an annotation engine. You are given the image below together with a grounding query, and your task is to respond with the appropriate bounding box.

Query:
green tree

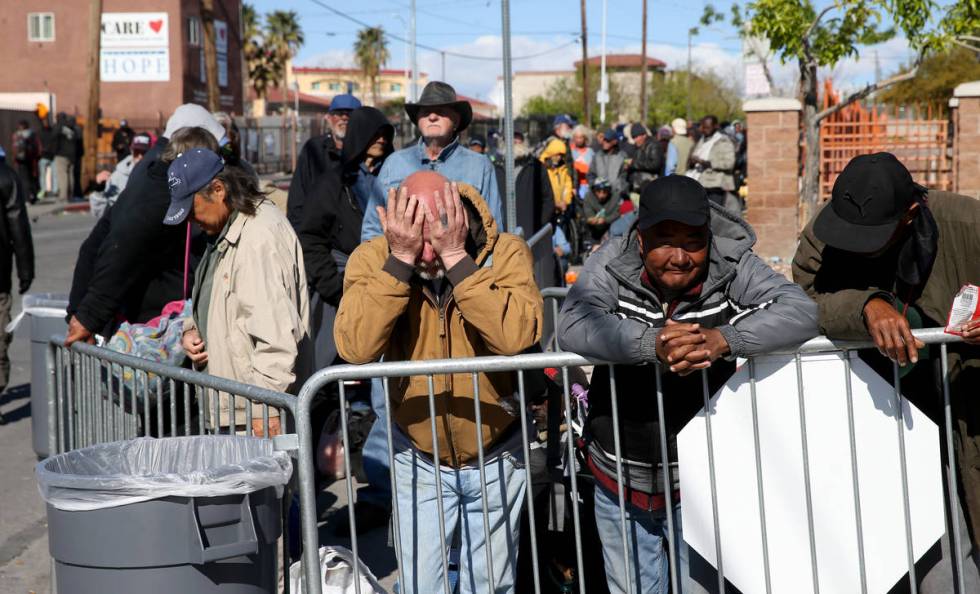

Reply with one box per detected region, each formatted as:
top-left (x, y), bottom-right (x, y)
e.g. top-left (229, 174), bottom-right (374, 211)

top-left (521, 66), bottom-right (623, 128)
top-left (354, 27), bottom-right (390, 106)
top-left (647, 70), bottom-right (743, 125)
top-left (242, 4), bottom-right (279, 114)
top-left (265, 10), bottom-right (305, 105)
top-left (712, 0), bottom-right (980, 216)
top-left (879, 46), bottom-right (980, 108)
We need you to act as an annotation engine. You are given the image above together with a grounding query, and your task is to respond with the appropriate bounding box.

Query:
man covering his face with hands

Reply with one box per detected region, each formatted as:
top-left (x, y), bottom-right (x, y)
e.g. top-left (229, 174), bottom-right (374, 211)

top-left (334, 170), bottom-right (542, 594)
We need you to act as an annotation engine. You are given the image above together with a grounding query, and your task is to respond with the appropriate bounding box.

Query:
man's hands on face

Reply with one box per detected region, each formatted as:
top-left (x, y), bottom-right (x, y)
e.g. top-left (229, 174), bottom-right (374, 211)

top-left (655, 320), bottom-right (730, 376)
top-left (863, 297), bottom-right (924, 367)
top-left (960, 318), bottom-right (980, 346)
top-left (64, 316), bottom-right (95, 347)
top-left (181, 328), bottom-right (208, 368)
top-left (378, 187), bottom-right (424, 266)
top-left (422, 181), bottom-right (469, 270)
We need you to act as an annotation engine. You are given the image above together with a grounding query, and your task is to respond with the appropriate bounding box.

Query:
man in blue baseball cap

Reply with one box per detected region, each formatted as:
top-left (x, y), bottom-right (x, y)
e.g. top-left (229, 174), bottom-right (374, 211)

top-left (287, 93), bottom-right (363, 229)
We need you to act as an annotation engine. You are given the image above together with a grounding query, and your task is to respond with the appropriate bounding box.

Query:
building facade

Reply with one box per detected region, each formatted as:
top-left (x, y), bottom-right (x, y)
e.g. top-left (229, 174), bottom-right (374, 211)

top-left (0, 0), bottom-right (243, 128)
top-left (502, 54), bottom-right (667, 123)
top-left (293, 67), bottom-right (429, 106)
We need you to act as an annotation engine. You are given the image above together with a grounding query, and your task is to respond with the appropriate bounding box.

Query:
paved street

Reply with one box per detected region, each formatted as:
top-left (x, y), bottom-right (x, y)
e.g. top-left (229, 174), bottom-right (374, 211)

top-left (0, 205), bottom-right (95, 594)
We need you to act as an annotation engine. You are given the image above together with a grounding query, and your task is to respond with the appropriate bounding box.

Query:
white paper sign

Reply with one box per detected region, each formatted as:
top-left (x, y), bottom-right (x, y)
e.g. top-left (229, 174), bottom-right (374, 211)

top-left (100, 13), bottom-right (169, 82)
top-left (744, 62), bottom-right (771, 97)
top-left (677, 352), bottom-right (944, 594)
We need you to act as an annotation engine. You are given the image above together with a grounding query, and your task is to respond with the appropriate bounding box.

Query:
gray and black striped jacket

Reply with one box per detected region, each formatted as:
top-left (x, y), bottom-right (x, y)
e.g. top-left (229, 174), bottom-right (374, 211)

top-left (557, 204), bottom-right (819, 495)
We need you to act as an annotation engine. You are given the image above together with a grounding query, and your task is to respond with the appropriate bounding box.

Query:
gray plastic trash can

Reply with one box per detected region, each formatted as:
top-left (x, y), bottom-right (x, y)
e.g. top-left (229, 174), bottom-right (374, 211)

top-left (37, 436), bottom-right (292, 594)
top-left (18, 293), bottom-right (69, 458)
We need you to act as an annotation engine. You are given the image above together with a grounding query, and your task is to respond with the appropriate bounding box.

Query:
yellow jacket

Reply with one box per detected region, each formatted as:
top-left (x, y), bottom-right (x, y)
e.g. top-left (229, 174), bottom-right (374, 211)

top-left (540, 138), bottom-right (575, 208)
top-left (334, 183), bottom-right (543, 466)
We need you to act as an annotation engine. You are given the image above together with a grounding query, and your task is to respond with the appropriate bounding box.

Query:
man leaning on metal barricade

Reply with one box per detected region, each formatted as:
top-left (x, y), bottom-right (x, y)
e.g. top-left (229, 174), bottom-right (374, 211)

top-left (558, 175), bottom-right (819, 594)
top-left (793, 152), bottom-right (980, 591)
top-left (333, 169), bottom-right (542, 593)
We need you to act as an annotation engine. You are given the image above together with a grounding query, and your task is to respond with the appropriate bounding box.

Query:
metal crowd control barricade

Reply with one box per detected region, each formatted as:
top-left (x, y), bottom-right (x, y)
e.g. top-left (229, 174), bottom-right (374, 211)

top-left (45, 336), bottom-right (300, 592)
top-left (293, 328), bottom-right (972, 594)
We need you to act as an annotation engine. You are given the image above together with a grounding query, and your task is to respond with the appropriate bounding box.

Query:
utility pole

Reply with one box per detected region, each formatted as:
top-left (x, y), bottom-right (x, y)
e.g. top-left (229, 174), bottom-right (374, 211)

top-left (82, 0), bottom-right (103, 191)
top-left (202, 0), bottom-right (220, 111)
top-left (686, 28), bottom-right (694, 122)
top-left (580, 0), bottom-right (590, 125)
top-left (441, 51), bottom-right (446, 81)
top-left (501, 0), bottom-right (517, 234)
top-left (409, 0), bottom-right (418, 99)
top-left (640, 0), bottom-right (648, 124)
top-left (598, 0), bottom-right (608, 124)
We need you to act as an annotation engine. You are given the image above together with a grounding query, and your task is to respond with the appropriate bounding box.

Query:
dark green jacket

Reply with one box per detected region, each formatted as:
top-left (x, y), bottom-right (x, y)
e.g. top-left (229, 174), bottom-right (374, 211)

top-left (793, 190), bottom-right (980, 545)
top-left (793, 191), bottom-right (980, 338)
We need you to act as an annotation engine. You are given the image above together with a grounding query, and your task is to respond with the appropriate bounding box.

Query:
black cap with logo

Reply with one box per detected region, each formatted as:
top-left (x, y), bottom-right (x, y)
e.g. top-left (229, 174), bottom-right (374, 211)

top-left (814, 152), bottom-right (923, 253)
top-left (637, 175), bottom-right (710, 231)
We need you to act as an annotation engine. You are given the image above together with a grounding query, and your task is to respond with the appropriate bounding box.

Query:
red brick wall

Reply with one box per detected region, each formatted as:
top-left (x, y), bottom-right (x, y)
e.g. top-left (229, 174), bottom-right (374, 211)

top-left (745, 108), bottom-right (801, 260)
top-left (954, 96), bottom-right (980, 199)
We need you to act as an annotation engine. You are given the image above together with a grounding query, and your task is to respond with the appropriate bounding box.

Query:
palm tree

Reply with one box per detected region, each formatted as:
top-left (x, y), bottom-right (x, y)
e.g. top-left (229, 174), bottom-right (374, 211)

top-left (242, 3), bottom-right (277, 113)
top-left (354, 27), bottom-right (390, 106)
top-left (265, 10), bottom-right (304, 107)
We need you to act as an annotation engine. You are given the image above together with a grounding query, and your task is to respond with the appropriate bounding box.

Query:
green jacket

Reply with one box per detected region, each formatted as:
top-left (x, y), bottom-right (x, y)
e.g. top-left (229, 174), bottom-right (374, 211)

top-left (793, 190), bottom-right (980, 545)
top-left (793, 191), bottom-right (980, 339)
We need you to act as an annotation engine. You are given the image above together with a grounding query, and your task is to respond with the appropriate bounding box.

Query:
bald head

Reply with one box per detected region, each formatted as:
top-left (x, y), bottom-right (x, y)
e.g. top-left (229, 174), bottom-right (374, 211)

top-left (401, 170), bottom-right (448, 216)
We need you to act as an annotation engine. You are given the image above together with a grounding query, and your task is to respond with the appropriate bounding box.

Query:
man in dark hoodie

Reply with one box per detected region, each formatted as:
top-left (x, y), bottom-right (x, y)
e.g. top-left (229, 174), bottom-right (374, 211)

top-left (298, 107), bottom-right (396, 534)
top-left (298, 106), bottom-right (393, 368)
top-left (287, 94), bottom-right (361, 229)
top-left (559, 176), bottom-right (818, 593)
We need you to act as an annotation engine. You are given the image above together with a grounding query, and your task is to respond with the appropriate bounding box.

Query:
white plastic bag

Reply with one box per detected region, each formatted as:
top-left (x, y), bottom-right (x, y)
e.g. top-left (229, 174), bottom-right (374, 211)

top-left (36, 436), bottom-right (292, 511)
top-left (289, 546), bottom-right (387, 594)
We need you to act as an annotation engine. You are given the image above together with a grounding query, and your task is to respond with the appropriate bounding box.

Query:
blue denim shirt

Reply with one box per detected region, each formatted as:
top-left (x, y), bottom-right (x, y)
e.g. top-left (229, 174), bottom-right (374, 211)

top-left (352, 164), bottom-right (380, 213)
top-left (360, 138), bottom-right (503, 242)
top-left (664, 142), bottom-right (678, 176)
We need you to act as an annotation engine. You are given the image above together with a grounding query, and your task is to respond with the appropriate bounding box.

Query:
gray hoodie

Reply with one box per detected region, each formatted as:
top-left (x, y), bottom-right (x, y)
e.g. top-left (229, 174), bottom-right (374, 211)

top-left (557, 204), bottom-right (818, 496)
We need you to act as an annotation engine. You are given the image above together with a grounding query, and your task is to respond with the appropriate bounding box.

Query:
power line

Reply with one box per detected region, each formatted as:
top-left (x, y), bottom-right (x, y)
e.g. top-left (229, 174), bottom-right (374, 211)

top-left (307, 0), bottom-right (580, 61)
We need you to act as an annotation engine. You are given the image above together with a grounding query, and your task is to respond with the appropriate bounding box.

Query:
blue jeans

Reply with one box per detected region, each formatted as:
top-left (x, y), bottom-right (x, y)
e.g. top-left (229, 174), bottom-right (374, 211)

top-left (38, 157), bottom-right (56, 195)
top-left (358, 377), bottom-right (392, 508)
top-left (594, 484), bottom-right (697, 594)
top-left (393, 437), bottom-right (527, 594)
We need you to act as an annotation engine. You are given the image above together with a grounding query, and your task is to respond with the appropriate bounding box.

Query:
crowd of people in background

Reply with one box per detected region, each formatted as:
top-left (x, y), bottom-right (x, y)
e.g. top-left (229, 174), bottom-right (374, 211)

top-left (0, 75), bottom-right (969, 593)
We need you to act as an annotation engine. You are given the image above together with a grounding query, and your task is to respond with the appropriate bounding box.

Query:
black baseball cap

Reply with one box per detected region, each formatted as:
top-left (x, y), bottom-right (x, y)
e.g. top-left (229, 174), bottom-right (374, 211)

top-left (814, 152), bottom-right (922, 253)
top-left (164, 148), bottom-right (225, 225)
top-left (637, 175), bottom-right (710, 231)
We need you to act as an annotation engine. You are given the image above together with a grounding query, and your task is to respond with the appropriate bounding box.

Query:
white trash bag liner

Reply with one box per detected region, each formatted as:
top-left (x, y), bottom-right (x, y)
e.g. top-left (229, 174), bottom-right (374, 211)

top-left (289, 546), bottom-right (386, 594)
top-left (37, 436), bottom-right (292, 511)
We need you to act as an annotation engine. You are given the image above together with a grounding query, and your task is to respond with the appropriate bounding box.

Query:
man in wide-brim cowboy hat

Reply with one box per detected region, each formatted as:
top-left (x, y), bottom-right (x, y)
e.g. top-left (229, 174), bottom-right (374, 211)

top-left (360, 80), bottom-right (502, 242)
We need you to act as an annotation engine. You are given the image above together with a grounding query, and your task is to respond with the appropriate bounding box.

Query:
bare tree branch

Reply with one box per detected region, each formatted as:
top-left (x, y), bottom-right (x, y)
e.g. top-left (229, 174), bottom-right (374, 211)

top-left (804, 5), bottom-right (836, 42)
top-left (952, 38), bottom-right (980, 52)
top-left (960, 34), bottom-right (980, 44)
top-left (814, 61), bottom-right (920, 123)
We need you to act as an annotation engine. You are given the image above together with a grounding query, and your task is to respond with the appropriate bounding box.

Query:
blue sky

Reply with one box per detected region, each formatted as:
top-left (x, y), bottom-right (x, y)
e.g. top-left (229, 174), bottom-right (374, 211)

top-left (249, 0), bottom-right (920, 102)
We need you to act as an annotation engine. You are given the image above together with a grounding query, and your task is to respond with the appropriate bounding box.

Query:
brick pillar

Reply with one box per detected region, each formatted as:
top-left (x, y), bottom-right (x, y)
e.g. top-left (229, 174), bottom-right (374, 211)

top-left (744, 98), bottom-right (802, 261)
top-left (953, 81), bottom-right (980, 199)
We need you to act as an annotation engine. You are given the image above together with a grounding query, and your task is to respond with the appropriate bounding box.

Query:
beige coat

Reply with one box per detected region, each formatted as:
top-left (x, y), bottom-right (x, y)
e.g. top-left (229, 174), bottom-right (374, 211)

top-left (188, 200), bottom-right (313, 425)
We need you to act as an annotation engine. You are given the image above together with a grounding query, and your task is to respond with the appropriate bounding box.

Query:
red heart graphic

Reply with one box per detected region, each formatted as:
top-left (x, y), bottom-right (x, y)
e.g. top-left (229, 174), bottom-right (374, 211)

top-left (149, 19), bottom-right (163, 33)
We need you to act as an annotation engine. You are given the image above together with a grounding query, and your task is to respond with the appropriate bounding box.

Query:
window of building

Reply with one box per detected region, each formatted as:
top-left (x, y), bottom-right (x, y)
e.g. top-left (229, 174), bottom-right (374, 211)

top-left (350, 82), bottom-right (360, 92)
top-left (188, 16), bottom-right (202, 47)
top-left (28, 13), bottom-right (55, 42)
top-left (328, 82), bottom-right (342, 91)
top-left (390, 83), bottom-right (402, 93)
top-left (312, 82), bottom-right (321, 90)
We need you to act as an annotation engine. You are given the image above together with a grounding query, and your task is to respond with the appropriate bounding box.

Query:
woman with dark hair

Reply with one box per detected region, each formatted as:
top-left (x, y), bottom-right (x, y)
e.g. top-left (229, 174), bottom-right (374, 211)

top-left (167, 147), bottom-right (313, 435)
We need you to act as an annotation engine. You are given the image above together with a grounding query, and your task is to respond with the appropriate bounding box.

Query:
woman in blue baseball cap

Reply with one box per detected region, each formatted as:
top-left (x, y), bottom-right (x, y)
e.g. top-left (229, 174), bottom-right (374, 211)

top-left (165, 145), bottom-right (313, 435)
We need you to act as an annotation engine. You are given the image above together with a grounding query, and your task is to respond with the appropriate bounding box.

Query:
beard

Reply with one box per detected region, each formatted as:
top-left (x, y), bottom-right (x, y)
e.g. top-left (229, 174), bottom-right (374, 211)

top-left (415, 265), bottom-right (446, 280)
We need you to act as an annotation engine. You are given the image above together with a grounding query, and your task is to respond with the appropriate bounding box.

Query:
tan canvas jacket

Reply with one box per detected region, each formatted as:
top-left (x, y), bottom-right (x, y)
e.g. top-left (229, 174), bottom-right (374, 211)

top-left (334, 184), bottom-right (543, 467)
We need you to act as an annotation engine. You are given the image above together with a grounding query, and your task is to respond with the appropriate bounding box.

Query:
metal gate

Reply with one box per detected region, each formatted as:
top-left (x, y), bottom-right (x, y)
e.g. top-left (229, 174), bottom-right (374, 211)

top-left (819, 82), bottom-right (951, 201)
